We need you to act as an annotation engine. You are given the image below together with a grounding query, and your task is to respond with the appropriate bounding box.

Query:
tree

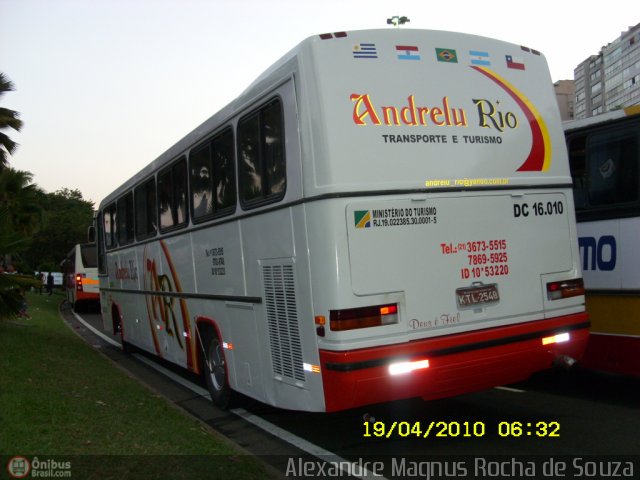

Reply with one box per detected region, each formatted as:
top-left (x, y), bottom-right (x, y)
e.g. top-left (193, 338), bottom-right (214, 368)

top-left (24, 188), bottom-right (94, 272)
top-left (0, 206), bottom-right (39, 320)
top-left (0, 73), bottom-right (23, 171)
top-left (0, 166), bottom-right (93, 318)
top-left (0, 168), bottom-right (44, 272)
top-left (0, 168), bottom-right (44, 237)
top-left (0, 198), bottom-right (40, 320)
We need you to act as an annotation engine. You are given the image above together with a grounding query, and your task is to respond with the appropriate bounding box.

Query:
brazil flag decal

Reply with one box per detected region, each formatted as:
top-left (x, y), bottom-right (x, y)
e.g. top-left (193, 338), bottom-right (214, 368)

top-left (354, 210), bottom-right (372, 228)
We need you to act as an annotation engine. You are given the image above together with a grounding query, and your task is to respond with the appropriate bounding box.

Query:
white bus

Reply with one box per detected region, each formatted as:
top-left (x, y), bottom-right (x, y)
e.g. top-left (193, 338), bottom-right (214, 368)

top-left (62, 243), bottom-right (100, 310)
top-left (565, 106), bottom-right (640, 376)
top-left (97, 29), bottom-right (588, 412)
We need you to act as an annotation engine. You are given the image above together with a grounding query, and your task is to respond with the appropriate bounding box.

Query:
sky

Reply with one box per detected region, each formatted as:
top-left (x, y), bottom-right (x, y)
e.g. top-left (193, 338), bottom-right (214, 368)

top-left (1, 0), bottom-right (636, 206)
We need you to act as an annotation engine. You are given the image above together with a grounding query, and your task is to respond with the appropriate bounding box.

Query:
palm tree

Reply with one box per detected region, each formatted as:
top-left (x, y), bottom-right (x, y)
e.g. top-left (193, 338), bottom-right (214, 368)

top-left (0, 207), bottom-right (39, 320)
top-left (0, 168), bottom-right (44, 237)
top-left (0, 168), bottom-right (43, 320)
top-left (0, 72), bottom-right (23, 171)
top-left (0, 169), bottom-right (45, 269)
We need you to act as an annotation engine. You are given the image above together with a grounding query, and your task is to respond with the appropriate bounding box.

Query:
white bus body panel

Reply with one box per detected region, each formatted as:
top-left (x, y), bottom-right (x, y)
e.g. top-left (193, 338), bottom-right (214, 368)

top-left (298, 30), bottom-right (570, 196)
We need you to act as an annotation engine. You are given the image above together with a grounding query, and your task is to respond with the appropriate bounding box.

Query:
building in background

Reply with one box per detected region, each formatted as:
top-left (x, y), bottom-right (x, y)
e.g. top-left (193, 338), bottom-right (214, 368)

top-left (554, 80), bottom-right (575, 120)
top-left (573, 23), bottom-right (640, 119)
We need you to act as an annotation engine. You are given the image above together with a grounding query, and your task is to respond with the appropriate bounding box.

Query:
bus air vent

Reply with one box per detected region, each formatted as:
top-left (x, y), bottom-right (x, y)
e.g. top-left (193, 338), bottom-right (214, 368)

top-left (262, 261), bottom-right (305, 383)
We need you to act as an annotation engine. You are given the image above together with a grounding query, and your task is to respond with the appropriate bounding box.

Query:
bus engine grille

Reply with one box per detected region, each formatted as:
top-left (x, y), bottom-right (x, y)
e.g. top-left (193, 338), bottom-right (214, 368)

top-left (262, 262), bottom-right (305, 384)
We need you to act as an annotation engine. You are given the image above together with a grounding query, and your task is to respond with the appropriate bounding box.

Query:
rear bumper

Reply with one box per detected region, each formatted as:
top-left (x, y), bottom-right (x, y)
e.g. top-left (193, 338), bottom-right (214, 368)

top-left (75, 290), bottom-right (100, 302)
top-left (319, 312), bottom-right (589, 412)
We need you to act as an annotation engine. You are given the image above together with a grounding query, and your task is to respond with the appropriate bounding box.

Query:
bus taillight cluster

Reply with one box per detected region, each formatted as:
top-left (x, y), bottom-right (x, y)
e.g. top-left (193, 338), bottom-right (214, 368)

top-left (76, 273), bottom-right (84, 291)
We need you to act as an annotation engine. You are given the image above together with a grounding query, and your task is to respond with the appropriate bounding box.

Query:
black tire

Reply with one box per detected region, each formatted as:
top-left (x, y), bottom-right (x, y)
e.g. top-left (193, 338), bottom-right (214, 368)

top-left (121, 339), bottom-right (131, 354)
top-left (203, 333), bottom-right (232, 409)
top-left (112, 311), bottom-right (130, 353)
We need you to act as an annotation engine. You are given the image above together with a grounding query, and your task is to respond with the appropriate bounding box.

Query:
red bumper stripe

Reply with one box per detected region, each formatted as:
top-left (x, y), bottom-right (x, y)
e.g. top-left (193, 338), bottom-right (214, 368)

top-left (320, 313), bottom-right (589, 412)
top-left (324, 320), bottom-right (590, 372)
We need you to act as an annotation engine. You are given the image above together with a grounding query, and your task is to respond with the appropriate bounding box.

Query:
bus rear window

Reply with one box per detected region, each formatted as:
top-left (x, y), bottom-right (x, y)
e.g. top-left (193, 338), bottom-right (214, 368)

top-left (80, 244), bottom-right (98, 268)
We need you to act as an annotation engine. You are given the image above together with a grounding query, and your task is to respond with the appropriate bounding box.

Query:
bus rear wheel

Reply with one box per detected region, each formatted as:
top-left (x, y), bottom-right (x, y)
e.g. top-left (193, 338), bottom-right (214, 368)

top-left (203, 333), bottom-right (232, 409)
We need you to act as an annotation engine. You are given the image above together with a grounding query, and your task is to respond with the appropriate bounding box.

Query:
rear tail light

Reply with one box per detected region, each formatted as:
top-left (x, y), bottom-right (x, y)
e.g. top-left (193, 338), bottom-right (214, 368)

top-left (315, 316), bottom-right (326, 337)
top-left (546, 278), bottom-right (584, 300)
top-left (76, 273), bottom-right (84, 291)
top-left (330, 304), bottom-right (398, 331)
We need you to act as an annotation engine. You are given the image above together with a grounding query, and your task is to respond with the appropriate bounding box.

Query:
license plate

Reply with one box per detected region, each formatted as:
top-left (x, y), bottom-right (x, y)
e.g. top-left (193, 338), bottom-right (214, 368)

top-left (456, 283), bottom-right (500, 309)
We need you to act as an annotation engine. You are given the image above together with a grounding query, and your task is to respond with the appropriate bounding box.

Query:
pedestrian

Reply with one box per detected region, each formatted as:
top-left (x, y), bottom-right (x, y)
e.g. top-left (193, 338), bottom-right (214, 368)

top-left (47, 272), bottom-right (54, 296)
top-left (18, 289), bottom-right (31, 319)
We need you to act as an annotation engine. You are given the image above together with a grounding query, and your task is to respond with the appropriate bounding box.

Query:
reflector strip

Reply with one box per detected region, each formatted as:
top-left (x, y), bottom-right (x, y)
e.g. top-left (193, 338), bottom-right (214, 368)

top-left (303, 363), bottom-right (321, 373)
top-left (542, 332), bottom-right (570, 345)
top-left (319, 32), bottom-right (347, 40)
top-left (389, 359), bottom-right (429, 375)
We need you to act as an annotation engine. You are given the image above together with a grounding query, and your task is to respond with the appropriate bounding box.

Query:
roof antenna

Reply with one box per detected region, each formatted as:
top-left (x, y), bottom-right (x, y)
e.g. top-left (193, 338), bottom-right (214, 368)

top-left (387, 16), bottom-right (410, 28)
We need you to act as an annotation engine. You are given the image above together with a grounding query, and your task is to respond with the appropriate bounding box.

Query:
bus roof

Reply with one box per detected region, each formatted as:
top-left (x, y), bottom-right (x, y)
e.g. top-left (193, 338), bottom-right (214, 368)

top-left (563, 105), bottom-right (640, 133)
top-left (101, 28), bottom-right (566, 207)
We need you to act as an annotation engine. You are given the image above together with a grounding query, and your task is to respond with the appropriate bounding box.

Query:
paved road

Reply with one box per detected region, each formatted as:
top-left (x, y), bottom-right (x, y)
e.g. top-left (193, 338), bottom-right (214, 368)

top-left (62, 303), bottom-right (640, 479)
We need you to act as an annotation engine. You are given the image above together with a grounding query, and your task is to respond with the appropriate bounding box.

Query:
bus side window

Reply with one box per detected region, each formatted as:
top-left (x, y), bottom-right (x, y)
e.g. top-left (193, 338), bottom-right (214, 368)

top-left (237, 98), bottom-right (286, 208)
top-left (568, 135), bottom-right (588, 210)
top-left (190, 127), bottom-right (236, 223)
top-left (587, 129), bottom-right (639, 206)
top-left (103, 203), bottom-right (117, 250)
top-left (158, 158), bottom-right (188, 232)
top-left (97, 212), bottom-right (106, 274)
top-left (135, 178), bottom-right (157, 239)
top-left (190, 142), bottom-right (214, 220)
top-left (117, 192), bottom-right (134, 245)
top-left (212, 128), bottom-right (236, 213)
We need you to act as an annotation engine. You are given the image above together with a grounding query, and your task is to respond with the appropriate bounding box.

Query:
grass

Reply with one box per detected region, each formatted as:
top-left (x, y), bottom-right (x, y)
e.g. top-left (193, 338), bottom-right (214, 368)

top-left (0, 292), bottom-right (273, 478)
